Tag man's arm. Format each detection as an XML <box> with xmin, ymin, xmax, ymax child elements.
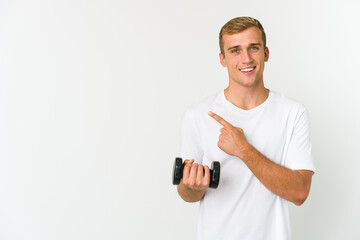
<box><xmin>209</xmin><ymin>111</ymin><xmax>313</xmax><ymax>206</ymax></box>
<box><xmin>240</xmin><ymin>146</ymin><xmax>313</xmax><ymax>205</ymax></box>
<box><xmin>177</xmin><ymin>159</ymin><xmax>210</xmax><ymax>203</ymax></box>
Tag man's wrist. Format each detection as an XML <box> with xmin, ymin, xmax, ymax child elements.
<box><xmin>236</xmin><ymin>143</ymin><xmax>255</xmax><ymax>161</ymax></box>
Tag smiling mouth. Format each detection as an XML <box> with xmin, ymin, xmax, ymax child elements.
<box><xmin>240</xmin><ymin>66</ymin><xmax>256</xmax><ymax>72</ymax></box>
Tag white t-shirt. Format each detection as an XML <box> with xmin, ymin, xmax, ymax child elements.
<box><xmin>180</xmin><ymin>90</ymin><xmax>315</xmax><ymax>240</ymax></box>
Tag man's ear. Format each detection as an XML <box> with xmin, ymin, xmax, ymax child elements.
<box><xmin>219</xmin><ymin>52</ymin><xmax>227</xmax><ymax>67</ymax></box>
<box><xmin>264</xmin><ymin>47</ymin><xmax>269</xmax><ymax>62</ymax></box>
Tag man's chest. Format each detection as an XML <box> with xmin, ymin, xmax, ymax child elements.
<box><xmin>196</xmin><ymin>110</ymin><xmax>292</xmax><ymax>166</ymax></box>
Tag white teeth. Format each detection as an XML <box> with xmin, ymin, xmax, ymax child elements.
<box><xmin>240</xmin><ymin>67</ymin><xmax>254</xmax><ymax>72</ymax></box>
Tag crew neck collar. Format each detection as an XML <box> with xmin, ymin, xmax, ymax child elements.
<box><xmin>220</xmin><ymin>89</ymin><xmax>273</xmax><ymax>114</ymax></box>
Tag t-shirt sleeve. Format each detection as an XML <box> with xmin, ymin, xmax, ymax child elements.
<box><xmin>284</xmin><ymin>107</ymin><xmax>316</xmax><ymax>173</ymax></box>
<box><xmin>180</xmin><ymin>109</ymin><xmax>204</xmax><ymax>164</ymax></box>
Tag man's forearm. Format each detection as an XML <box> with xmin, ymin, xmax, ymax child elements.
<box><xmin>239</xmin><ymin>145</ymin><xmax>313</xmax><ymax>205</ymax></box>
<box><xmin>177</xmin><ymin>181</ymin><xmax>206</xmax><ymax>203</ymax></box>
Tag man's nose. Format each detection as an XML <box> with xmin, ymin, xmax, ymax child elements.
<box><xmin>241</xmin><ymin>51</ymin><xmax>252</xmax><ymax>63</ymax></box>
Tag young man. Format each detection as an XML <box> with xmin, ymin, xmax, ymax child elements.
<box><xmin>177</xmin><ymin>17</ymin><xmax>315</xmax><ymax>240</ymax></box>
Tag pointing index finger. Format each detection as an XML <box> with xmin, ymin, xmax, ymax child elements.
<box><xmin>208</xmin><ymin>111</ymin><xmax>232</xmax><ymax>129</ymax></box>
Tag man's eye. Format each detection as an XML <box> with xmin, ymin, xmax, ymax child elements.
<box><xmin>232</xmin><ymin>49</ymin><xmax>239</xmax><ymax>53</ymax></box>
<box><xmin>250</xmin><ymin>47</ymin><xmax>259</xmax><ymax>51</ymax></box>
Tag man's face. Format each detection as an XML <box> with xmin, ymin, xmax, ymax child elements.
<box><xmin>220</xmin><ymin>27</ymin><xmax>269</xmax><ymax>89</ymax></box>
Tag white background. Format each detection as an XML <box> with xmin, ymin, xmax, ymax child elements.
<box><xmin>1</xmin><ymin>0</ymin><xmax>359</xmax><ymax>239</ymax></box>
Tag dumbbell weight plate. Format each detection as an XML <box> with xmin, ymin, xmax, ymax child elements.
<box><xmin>172</xmin><ymin>157</ymin><xmax>183</xmax><ymax>185</ymax></box>
<box><xmin>209</xmin><ymin>161</ymin><xmax>220</xmax><ymax>189</ymax></box>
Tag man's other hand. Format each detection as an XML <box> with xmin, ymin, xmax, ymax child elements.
<box><xmin>209</xmin><ymin>111</ymin><xmax>251</xmax><ymax>159</ymax></box>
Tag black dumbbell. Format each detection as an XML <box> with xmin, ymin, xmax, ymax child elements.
<box><xmin>172</xmin><ymin>157</ymin><xmax>220</xmax><ymax>189</ymax></box>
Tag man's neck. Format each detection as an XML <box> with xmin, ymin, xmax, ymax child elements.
<box><xmin>224</xmin><ymin>83</ymin><xmax>269</xmax><ymax>111</ymax></box>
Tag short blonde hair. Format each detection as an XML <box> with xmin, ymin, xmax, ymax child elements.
<box><xmin>219</xmin><ymin>17</ymin><xmax>266</xmax><ymax>55</ymax></box>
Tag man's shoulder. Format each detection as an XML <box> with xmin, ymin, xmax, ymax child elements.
<box><xmin>185</xmin><ymin>91</ymin><xmax>221</xmax><ymax>115</ymax></box>
<box><xmin>270</xmin><ymin>91</ymin><xmax>307</xmax><ymax>113</ymax></box>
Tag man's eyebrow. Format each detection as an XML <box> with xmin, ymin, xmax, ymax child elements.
<box><xmin>227</xmin><ymin>43</ymin><xmax>262</xmax><ymax>51</ymax></box>
<box><xmin>227</xmin><ymin>45</ymin><xmax>240</xmax><ymax>51</ymax></box>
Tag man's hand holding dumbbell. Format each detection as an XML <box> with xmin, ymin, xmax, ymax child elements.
<box><xmin>181</xmin><ymin>159</ymin><xmax>211</xmax><ymax>191</ymax></box>
<box><xmin>177</xmin><ymin>159</ymin><xmax>210</xmax><ymax>202</ymax></box>
<box><xmin>173</xmin><ymin>158</ymin><xmax>220</xmax><ymax>202</ymax></box>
